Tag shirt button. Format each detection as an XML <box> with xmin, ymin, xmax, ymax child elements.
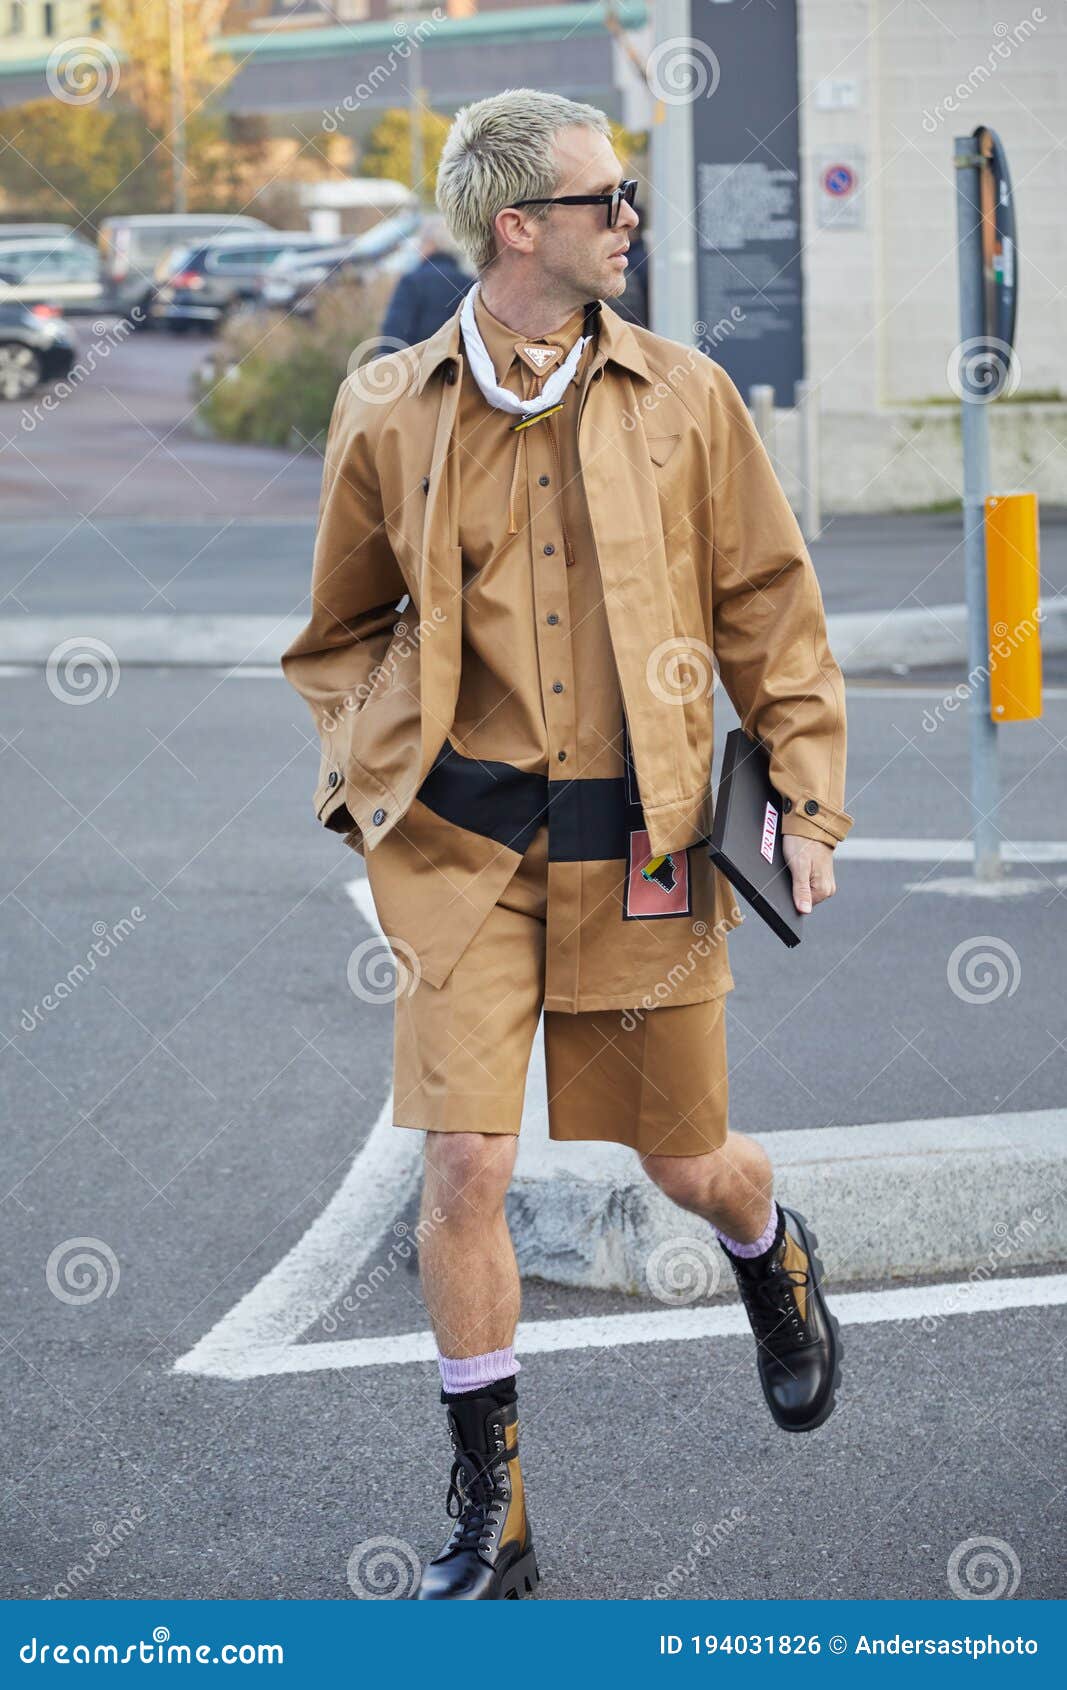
<box><xmin>372</xmin><ymin>807</ymin><xmax>386</xmax><ymax>825</ymax></box>
<box><xmin>546</xmin><ymin>612</ymin><xmax>559</xmax><ymax>625</ymax></box>
<box><xmin>543</xmin><ymin>542</ymin><xmax>555</xmax><ymax>556</ymax></box>
<box><xmin>539</xmin><ymin>474</ymin><xmax>550</xmax><ymax>487</ymax></box>
<box><xmin>552</xmin><ymin>681</ymin><xmax>564</xmax><ymax>694</ymax></box>
<box><xmin>804</xmin><ymin>799</ymin><xmax>820</xmax><ymax>816</ymax></box>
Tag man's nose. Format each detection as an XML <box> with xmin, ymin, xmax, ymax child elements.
<box><xmin>618</xmin><ymin>199</ymin><xmax>640</xmax><ymax>232</ymax></box>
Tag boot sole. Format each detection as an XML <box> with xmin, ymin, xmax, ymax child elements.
<box><xmin>773</xmin><ymin>1207</ymin><xmax>843</xmax><ymax>1434</ymax></box>
<box><xmin>499</xmin><ymin>1545</ymin><xmax>540</xmax><ymax>1599</ymax></box>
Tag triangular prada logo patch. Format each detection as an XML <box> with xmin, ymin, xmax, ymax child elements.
<box><xmin>515</xmin><ymin>341</ymin><xmax>563</xmax><ymax>375</ymax></box>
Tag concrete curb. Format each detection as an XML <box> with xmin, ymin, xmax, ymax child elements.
<box><xmin>1</xmin><ymin>598</ymin><xmax>1065</xmax><ymax>671</ymax></box>
<box><xmin>507</xmin><ymin>1091</ymin><xmax>1067</xmax><ymax>1292</ymax></box>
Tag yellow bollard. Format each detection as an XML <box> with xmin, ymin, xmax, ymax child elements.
<box><xmin>984</xmin><ymin>492</ymin><xmax>1043</xmax><ymax>722</ymax></box>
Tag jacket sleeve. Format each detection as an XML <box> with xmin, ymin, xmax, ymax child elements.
<box><xmin>706</xmin><ymin>363</ymin><xmax>854</xmax><ymax>849</ymax></box>
<box><xmin>280</xmin><ymin>376</ymin><xmax>408</xmax><ymax>843</ymax></box>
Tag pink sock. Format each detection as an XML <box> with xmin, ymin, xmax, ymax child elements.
<box><xmin>715</xmin><ymin>1200</ymin><xmax>780</xmax><ymax>1259</ymax></box>
<box><xmin>437</xmin><ymin>1345</ymin><xmax>520</xmax><ymax>1393</ymax></box>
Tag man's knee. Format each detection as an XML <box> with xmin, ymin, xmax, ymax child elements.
<box><xmin>640</xmin><ymin>1144</ymin><xmax>733</xmax><ymax>1208</ymax></box>
<box><xmin>423</xmin><ymin>1130</ymin><xmax>517</xmax><ymax>1220</ymax></box>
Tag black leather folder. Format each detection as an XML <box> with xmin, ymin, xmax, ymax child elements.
<box><xmin>708</xmin><ymin>728</ymin><xmax>803</xmax><ymax>948</ymax></box>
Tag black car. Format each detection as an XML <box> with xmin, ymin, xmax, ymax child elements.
<box><xmin>149</xmin><ymin>231</ymin><xmax>338</xmax><ymax>332</ymax></box>
<box><xmin>0</xmin><ymin>302</ymin><xmax>75</xmax><ymax>401</ymax></box>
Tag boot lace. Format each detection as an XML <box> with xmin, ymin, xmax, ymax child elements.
<box><xmin>736</xmin><ymin>1261</ymin><xmax>814</xmax><ymax>1353</ymax></box>
<box><xmin>445</xmin><ymin>1439</ymin><xmax>515</xmax><ymax>1554</ymax></box>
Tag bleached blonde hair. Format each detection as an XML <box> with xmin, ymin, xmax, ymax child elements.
<box><xmin>435</xmin><ymin>88</ymin><xmax>613</xmax><ymax>274</ymax></box>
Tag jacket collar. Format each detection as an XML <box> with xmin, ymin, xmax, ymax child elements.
<box><xmin>413</xmin><ymin>287</ymin><xmax>651</xmax><ymax>396</ymax></box>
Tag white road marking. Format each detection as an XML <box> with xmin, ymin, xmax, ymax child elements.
<box><xmin>177</xmin><ymin>1272</ymin><xmax>1067</xmax><ymax>1381</ymax></box>
<box><xmin>838</xmin><ymin>838</ymin><xmax>1067</xmax><ymax>862</ymax></box>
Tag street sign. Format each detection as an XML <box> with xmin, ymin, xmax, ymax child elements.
<box><xmin>974</xmin><ymin>125</ymin><xmax>1018</xmax><ymax>389</ymax></box>
<box><xmin>690</xmin><ymin>0</ymin><xmax>804</xmax><ymax>405</ymax></box>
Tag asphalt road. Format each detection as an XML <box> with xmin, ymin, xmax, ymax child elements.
<box><xmin>2</xmin><ymin>319</ymin><xmax>1065</xmax><ymax>1605</ymax></box>
<box><xmin>2</xmin><ymin>664</ymin><xmax>1066</xmax><ymax>1600</ymax></box>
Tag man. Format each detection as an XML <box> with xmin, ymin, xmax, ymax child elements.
<box><xmin>281</xmin><ymin>89</ymin><xmax>853</xmax><ymax>1602</ymax></box>
<box><xmin>380</xmin><ymin>216</ymin><xmax>472</xmax><ymax>348</ymax></box>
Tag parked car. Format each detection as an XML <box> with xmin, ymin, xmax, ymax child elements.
<box><xmin>257</xmin><ymin>210</ymin><xmax>422</xmax><ymax>317</ymax></box>
<box><xmin>0</xmin><ymin>301</ymin><xmax>75</xmax><ymax>401</ymax></box>
<box><xmin>148</xmin><ymin>231</ymin><xmax>341</xmax><ymax>332</ymax></box>
<box><xmin>0</xmin><ymin>236</ymin><xmax>102</xmax><ymax>315</ymax></box>
<box><xmin>98</xmin><ymin>213</ymin><xmax>268</xmax><ymax>321</ymax></box>
<box><xmin>0</xmin><ymin>222</ymin><xmax>78</xmax><ymax>241</ymax></box>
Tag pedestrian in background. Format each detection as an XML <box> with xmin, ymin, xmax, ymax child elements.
<box><xmin>380</xmin><ymin>216</ymin><xmax>472</xmax><ymax>346</ymax></box>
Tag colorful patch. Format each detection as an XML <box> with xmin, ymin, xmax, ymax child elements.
<box><xmin>624</xmin><ymin>828</ymin><xmax>691</xmax><ymax>919</ymax></box>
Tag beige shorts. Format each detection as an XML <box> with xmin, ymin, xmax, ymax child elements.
<box><xmin>392</xmin><ymin>826</ymin><xmax>730</xmax><ymax>1159</ymax></box>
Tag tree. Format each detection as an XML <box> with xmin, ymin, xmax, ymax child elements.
<box><xmin>360</xmin><ymin>107</ymin><xmax>451</xmax><ymax>201</ymax></box>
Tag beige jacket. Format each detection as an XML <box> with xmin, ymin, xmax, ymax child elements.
<box><xmin>281</xmin><ymin>299</ymin><xmax>853</xmax><ymax>948</ymax></box>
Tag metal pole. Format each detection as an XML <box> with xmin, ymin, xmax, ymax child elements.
<box><xmin>954</xmin><ymin>134</ymin><xmax>1001</xmax><ymax>881</ymax></box>
<box><xmin>169</xmin><ymin>0</ymin><xmax>187</xmax><ymax>215</ymax></box>
<box><xmin>795</xmin><ymin>378</ymin><xmax>820</xmax><ymax>541</ymax></box>
<box><xmin>749</xmin><ymin>383</ymin><xmax>775</xmax><ymax>475</ymax></box>
<box><xmin>648</xmin><ymin>0</ymin><xmax>696</xmax><ymax>341</ymax></box>
<box><xmin>408</xmin><ymin>18</ymin><xmax>424</xmax><ymax>206</ymax></box>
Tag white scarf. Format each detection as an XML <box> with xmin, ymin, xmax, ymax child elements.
<box><xmin>459</xmin><ymin>282</ymin><xmax>592</xmax><ymax>421</ymax></box>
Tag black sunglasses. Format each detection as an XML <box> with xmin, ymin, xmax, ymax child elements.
<box><xmin>512</xmin><ymin>178</ymin><xmax>639</xmax><ymax>229</ymax></box>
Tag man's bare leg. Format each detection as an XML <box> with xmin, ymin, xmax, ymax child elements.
<box><xmin>418</xmin><ymin>1130</ymin><xmax>521</xmax><ymax>1361</ymax></box>
<box><xmin>640</xmin><ymin>1129</ymin><xmax>772</xmax><ymax>1241</ymax></box>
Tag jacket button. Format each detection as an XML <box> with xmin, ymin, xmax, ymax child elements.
<box><xmin>782</xmin><ymin>796</ymin><xmax>792</xmax><ymax>813</ymax></box>
<box><xmin>593</xmin><ymin>369</ymin><xmax>603</xmax><ymax>381</ymax></box>
<box><xmin>421</xmin><ymin>475</ymin><xmax>430</xmax><ymax>493</ymax></box>
<box><xmin>558</xmin><ymin>749</ymin><xmax>567</xmax><ymax>762</ymax></box>
<box><xmin>539</xmin><ymin>474</ymin><xmax>550</xmax><ymax>487</ymax></box>
<box><xmin>327</xmin><ymin>770</ymin><xmax>339</xmax><ymax>787</ymax></box>
<box><xmin>372</xmin><ymin>807</ymin><xmax>386</xmax><ymax>825</ymax></box>
<box><xmin>444</xmin><ymin>364</ymin><xmax>457</xmax><ymax>385</ymax></box>
<box><xmin>546</xmin><ymin>612</ymin><xmax>559</xmax><ymax>625</ymax></box>
<box><xmin>804</xmin><ymin>799</ymin><xmax>820</xmax><ymax>816</ymax></box>
<box><xmin>543</xmin><ymin>543</ymin><xmax>555</xmax><ymax>555</ymax></box>
<box><xmin>552</xmin><ymin>681</ymin><xmax>564</xmax><ymax>693</ymax></box>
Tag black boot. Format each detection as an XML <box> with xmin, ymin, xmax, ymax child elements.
<box><xmin>721</xmin><ymin>1205</ymin><xmax>842</xmax><ymax>1433</ymax></box>
<box><xmin>415</xmin><ymin>1388</ymin><xmax>539</xmax><ymax>1600</ymax></box>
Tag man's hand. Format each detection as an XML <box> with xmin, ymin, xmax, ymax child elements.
<box><xmin>782</xmin><ymin>834</ymin><xmax>837</xmax><ymax>915</ymax></box>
